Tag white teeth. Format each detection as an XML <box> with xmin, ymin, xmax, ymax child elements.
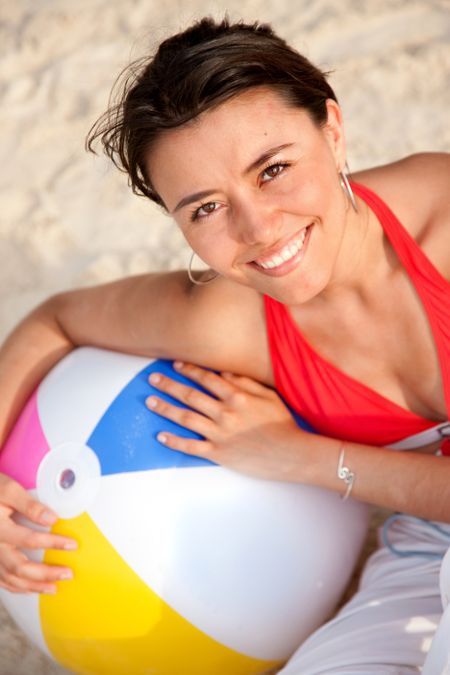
<box><xmin>255</xmin><ymin>227</ymin><xmax>309</xmax><ymax>270</ymax></box>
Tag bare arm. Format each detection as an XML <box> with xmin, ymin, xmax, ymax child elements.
<box><xmin>0</xmin><ymin>270</ymin><xmax>269</xmax><ymax>594</ymax></box>
<box><xmin>0</xmin><ymin>304</ymin><xmax>74</xmax><ymax>450</ymax></box>
<box><xmin>0</xmin><ymin>271</ymin><xmax>267</xmax><ymax>449</ymax></box>
<box><xmin>302</xmin><ymin>434</ymin><xmax>450</xmax><ymax>523</ymax></box>
<box><xmin>145</xmin><ymin>364</ymin><xmax>450</xmax><ymax>524</ymax></box>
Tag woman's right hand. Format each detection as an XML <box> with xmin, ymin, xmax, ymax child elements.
<box><xmin>0</xmin><ymin>473</ymin><xmax>77</xmax><ymax>595</ymax></box>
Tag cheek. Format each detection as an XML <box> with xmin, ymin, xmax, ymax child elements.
<box><xmin>277</xmin><ymin>157</ymin><xmax>340</xmax><ymax>215</ymax></box>
<box><xmin>278</xmin><ymin>177</ymin><xmax>336</xmax><ymax>220</ymax></box>
<box><xmin>182</xmin><ymin>225</ymin><xmax>235</xmax><ymax>271</ymax></box>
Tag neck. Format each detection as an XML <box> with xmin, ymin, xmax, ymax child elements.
<box><xmin>312</xmin><ymin>198</ymin><xmax>394</xmax><ymax>309</ymax></box>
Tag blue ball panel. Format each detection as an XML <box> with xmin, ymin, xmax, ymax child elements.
<box><xmin>87</xmin><ymin>360</ymin><xmax>215</xmax><ymax>475</ymax></box>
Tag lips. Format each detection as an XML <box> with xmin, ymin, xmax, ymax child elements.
<box><xmin>250</xmin><ymin>225</ymin><xmax>312</xmax><ymax>275</ymax></box>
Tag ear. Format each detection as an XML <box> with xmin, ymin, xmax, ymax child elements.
<box><xmin>322</xmin><ymin>99</ymin><xmax>346</xmax><ymax>171</ymax></box>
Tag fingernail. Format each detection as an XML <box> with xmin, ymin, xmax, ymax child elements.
<box><xmin>157</xmin><ymin>433</ymin><xmax>168</xmax><ymax>444</ymax></box>
<box><xmin>59</xmin><ymin>570</ymin><xmax>73</xmax><ymax>580</ymax></box>
<box><xmin>41</xmin><ymin>510</ymin><xmax>58</xmax><ymax>525</ymax></box>
<box><xmin>146</xmin><ymin>396</ymin><xmax>157</xmax><ymax>408</ymax></box>
<box><xmin>173</xmin><ymin>361</ymin><xmax>184</xmax><ymax>369</ymax></box>
<box><xmin>43</xmin><ymin>586</ymin><xmax>57</xmax><ymax>595</ymax></box>
<box><xmin>150</xmin><ymin>373</ymin><xmax>161</xmax><ymax>384</ymax></box>
<box><xmin>63</xmin><ymin>541</ymin><xmax>78</xmax><ymax>551</ymax></box>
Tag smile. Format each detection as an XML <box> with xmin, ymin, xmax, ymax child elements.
<box><xmin>252</xmin><ymin>225</ymin><xmax>312</xmax><ymax>273</ymax></box>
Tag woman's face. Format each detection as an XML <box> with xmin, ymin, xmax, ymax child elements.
<box><xmin>147</xmin><ymin>87</ymin><xmax>351</xmax><ymax>305</ymax></box>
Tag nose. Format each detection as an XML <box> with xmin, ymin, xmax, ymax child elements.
<box><xmin>231</xmin><ymin>196</ymin><xmax>280</xmax><ymax>246</ymax></box>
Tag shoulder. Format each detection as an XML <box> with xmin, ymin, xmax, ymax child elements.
<box><xmin>353</xmin><ymin>153</ymin><xmax>450</xmax><ymax>229</ymax></box>
<box><xmin>182</xmin><ymin>275</ymin><xmax>273</xmax><ymax>382</ymax></box>
<box><xmin>353</xmin><ymin>153</ymin><xmax>450</xmax><ymax>279</ymax></box>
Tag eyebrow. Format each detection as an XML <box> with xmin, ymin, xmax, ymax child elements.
<box><xmin>243</xmin><ymin>142</ymin><xmax>294</xmax><ymax>175</ymax></box>
<box><xmin>172</xmin><ymin>142</ymin><xmax>295</xmax><ymax>213</ymax></box>
<box><xmin>174</xmin><ymin>189</ymin><xmax>218</xmax><ymax>213</ymax></box>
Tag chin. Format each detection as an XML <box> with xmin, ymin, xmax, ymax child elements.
<box><xmin>272</xmin><ymin>270</ymin><xmax>331</xmax><ymax>306</ymax></box>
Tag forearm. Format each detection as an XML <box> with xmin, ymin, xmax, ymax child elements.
<box><xmin>301</xmin><ymin>433</ymin><xmax>450</xmax><ymax>522</ymax></box>
<box><xmin>0</xmin><ymin>297</ymin><xmax>74</xmax><ymax>449</ymax></box>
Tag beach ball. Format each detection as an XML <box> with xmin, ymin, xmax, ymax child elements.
<box><xmin>0</xmin><ymin>347</ymin><xmax>369</xmax><ymax>675</ymax></box>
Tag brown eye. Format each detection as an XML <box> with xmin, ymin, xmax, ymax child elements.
<box><xmin>261</xmin><ymin>162</ymin><xmax>289</xmax><ymax>183</ymax></box>
<box><xmin>201</xmin><ymin>202</ymin><xmax>216</xmax><ymax>214</ymax></box>
<box><xmin>191</xmin><ymin>201</ymin><xmax>219</xmax><ymax>221</ymax></box>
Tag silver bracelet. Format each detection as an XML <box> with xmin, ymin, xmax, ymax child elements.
<box><xmin>337</xmin><ymin>445</ymin><xmax>355</xmax><ymax>501</ymax></box>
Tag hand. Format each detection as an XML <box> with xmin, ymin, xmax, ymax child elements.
<box><xmin>0</xmin><ymin>473</ymin><xmax>77</xmax><ymax>594</ymax></box>
<box><xmin>146</xmin><ymin>362</ymin><xmax>305</xmax><ymax>481</ymax></box>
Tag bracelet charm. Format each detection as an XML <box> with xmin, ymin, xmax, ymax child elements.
<box><xmin>337</xmin><ymin>446</ymin><xmax>355</xmax><ymax>501</ymax></box>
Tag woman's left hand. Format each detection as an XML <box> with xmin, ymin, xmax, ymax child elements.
<box><xmin>146</xmin><ymin>362</ymin><xmax>304</xmax><ymax>481</ymax></box>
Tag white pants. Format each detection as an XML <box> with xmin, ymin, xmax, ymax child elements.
<box><xmin>279</xmin><ymin>515</ymin><xmax>450</xmax><ymax>675</ymax></box>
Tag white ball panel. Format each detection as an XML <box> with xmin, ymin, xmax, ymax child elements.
<box><xmin>88</xmin><ymin>468</ymin><xmax>368</xmax><ymax>660</ymax></box>
<box><xmin>37</xmin><ymin>347</ymin><xmax>151</xmax><ymax>448</ymax></box>
<box><xmin>0</xmin><ymin>591</ymin><xmax>51</xmax><ymax>658</ymax></box>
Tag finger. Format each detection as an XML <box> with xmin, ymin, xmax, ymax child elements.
<box><xmin>0</xmin><ymin>571</ymin><xmax>58</xmax><ymax>595</ymax></box>
<box><xmin>149</xmin><ymin>373</ymin><xmax>224</xmax><ymax>418</ymax></box>
<box><xmin>173</xmin><ymin>361</ymin><xmax>237</xmax><ymax>400</ymax></box>
<box><xmin>0</xmin><ymin>512</ymin><xmax>78</xmax><ymax>552</ymax></box>
<box><xmin>146</xmin><ymin>395</ymin><xmax>214</xmax><ymax>438</ymax></box>
<box><xmin>0</xmin><ymin>548</ymin><xmax>72</xmax><ymax>594</ymax></box>
<box><xmin>157</xmin><ymin>432</ymin><xmax>215</xmax><ymax>459</ymax></box>
<box><xmin>0</xmin><ymin>580</ymin><xmax>28</xmax><ymax>594</ymax></box>
<box><xmin>5</xmin><ymin>521</ymin><xmax>78</xmax><ymax>552</ymax></box>
<box><xmin>148</xmin><ymin>371</ymin><xmax>221</xmax><ymax>417</ymax></box>
<box><xmin>0</xmin><ymin>553</ymin><xmax>73</xmax><ymax>584</ymax></box>
<box><xmin>221</xmin><ymin>371</ymin><xmax>273</xmax><ymax>396</ymax></box>
<box><xmin>0</xmin><ymin>474</ymin><xmax>58</xmax><ymax>527</ymax></box>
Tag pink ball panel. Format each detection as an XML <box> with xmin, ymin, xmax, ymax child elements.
<box><xmin>0</xmin><ymin>390</ymin><xmax>50</xmax><ymax>490</ymax></box>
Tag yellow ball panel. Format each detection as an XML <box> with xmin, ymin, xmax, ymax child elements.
<box><xmin>41</xmin><ymin>514</ymin><xmax>282</xmax><ymax>675</ymax></box>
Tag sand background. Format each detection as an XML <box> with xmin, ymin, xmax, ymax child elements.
<box><xmin>0</xmin><ymin>0</ymin><xmax>449</xmax><ymax>673</ymax></box>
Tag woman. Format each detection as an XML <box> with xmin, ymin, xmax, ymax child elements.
<box><xmin>0</xmin><ymin>17</ymin><xmax>449</xmax><ymax>673</ymax></box>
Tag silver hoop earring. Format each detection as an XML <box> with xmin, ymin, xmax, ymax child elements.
<box><xmin>339</xmin><ymin>169</ymin><xmax>358</xmax><ymax>213</ymax></box>
<box><xmin>187</xmin><ymin>251</ymin><xmax>219</xmax><ymax>286</ymax></box>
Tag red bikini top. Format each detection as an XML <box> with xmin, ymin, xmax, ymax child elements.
<box><xmin>264</xmin><ymin>182</ymin><xmax>450</xmax><ymax>455</ymax></box>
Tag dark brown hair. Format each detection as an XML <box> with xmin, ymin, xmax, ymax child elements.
<box><xmin>86</xmin><ymin>17</ymin><xmax>337</xmax><ymax>207</ymax></box>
